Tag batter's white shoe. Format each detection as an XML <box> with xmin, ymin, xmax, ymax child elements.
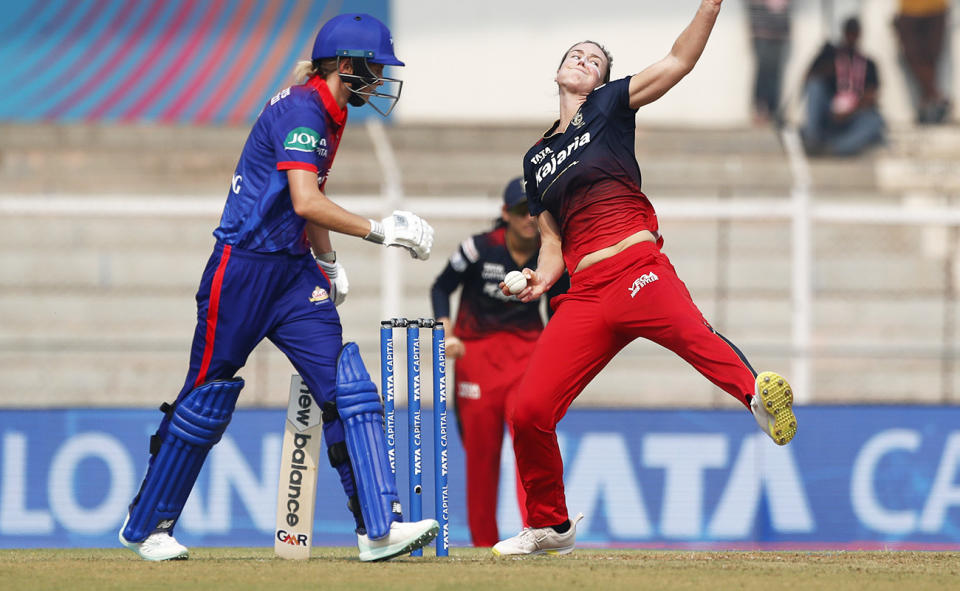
<box><xmin>492</xmin><ymin>513</ymin><xmax>584</xmax><ymax>557</ymax></box>
<box><xmin>357</xmin><ymin>519</ymin><xmax>439</xmax><ymax>562</ymax></box>
<box><xmin>751</xmin><ymin>371</ymin><xmax>797</xmax><ymax>445</ymax></box>
<box><xmin>118</xmin><ymin>514</ymin><xmax>188</xmax><ymax>561</ymax></box>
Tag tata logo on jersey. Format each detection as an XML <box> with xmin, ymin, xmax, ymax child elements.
<box><xmin>284</xmin><ymin>127</ymin><xmax>326</xmax><ymax>153</ymax></box>
<box><xmin>530</xmin><ymin>146</ymin><xmax>554</xmax><ymax>166</ymax></box>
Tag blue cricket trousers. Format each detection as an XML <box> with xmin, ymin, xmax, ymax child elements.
<box><xmin>165</xmin><ymin>241</ymin><xmax>361</xmax><ymax>507</ymax></box>
<box><xmin>176</xmin><ymin>242</ymin><xmax>343</xmax><ymax>402</ymax></box>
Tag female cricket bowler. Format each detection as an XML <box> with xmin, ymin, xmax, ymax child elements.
<box><xmin>119</xmin><ymin>13</ymin><xmax>439</xmax><ymax>562</ymax></box>
<box><xmin>493</xmin><ymin>0</ymin><xmax>798</xmax><ymax>556</ymax></box>
<box><xmin>430</xmin><ymin>178</ymin><xmax>568</xmax><ymax>547</ymax></box>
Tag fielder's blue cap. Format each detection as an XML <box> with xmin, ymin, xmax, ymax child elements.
<box><xmin>503</xmin><ymin>177</ymin><xmax>526</xmax><ymax>209</ymax></box>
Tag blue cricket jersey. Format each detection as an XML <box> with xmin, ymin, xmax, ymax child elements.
<box><xmin>214</xmin><ymin>76</ymin><xmax>346</xmax><ymax>254</ymax></box>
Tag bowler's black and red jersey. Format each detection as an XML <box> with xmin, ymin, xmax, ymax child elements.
<box><xmin>522</xmin><ymin>76</ymin><xmax>663</xmax><ymax>273</ymax></box>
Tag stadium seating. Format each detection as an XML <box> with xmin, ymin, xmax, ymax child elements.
<box><xmin>1</xmin><ymin>122</ymin><xmax>956</xmax><ymax>407</ymax></box>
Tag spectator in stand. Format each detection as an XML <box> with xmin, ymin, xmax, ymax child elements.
<box><xmin>894</xmin><ymin>0</ymin><xmax>950</xmax><ymax>124</ymax></box>
<box><xmin>801</xmin><ymin>17</ymin><xmax>884</xmax><ymax>156</ymax></box>
<box><xmin>747</xmin><ymin>0</ymin><xmax>792</xmax><ymax>126</ymax></box>
<box><xmin>430</xmin><ymin>178</ymin><xmax>568</xmax><ymax>547</ymax></box>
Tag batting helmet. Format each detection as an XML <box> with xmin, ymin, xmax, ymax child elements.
<box><xmin>312</xmin><ymin>13</ymin><xmax>404</xmax><ymax>66</ymax></box>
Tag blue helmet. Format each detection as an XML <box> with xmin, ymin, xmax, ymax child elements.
<box><xmin>312</xmin><ymin>13</ymin><xmax>404</xmax><ymax>66</ymax></box>
<box><xmin>311</xmin><ymin>13</ymin><xmax>404</xmax><ymax>116</ymax></box>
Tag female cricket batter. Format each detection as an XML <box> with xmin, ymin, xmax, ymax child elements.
<box><xmin>118</xmin><ymin>13</ymin><xmax>439</xmax><ymax>562</ymax></box>
<box><xmin>493</xmin><ymin>0</ymin><xmax>798</xmax><ymax>556</ymax></box>
<box><xmin>430</xmin><ymin>178</ymin><xmax>568</xmax><ymax>546</ymax></box>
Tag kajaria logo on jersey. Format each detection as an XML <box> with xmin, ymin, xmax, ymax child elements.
<box><xmin>533</xmin><ymin>132</ymin><xmax>591</xmax><ymax>184</ymax></box>
<box><xmin>284</xmin><ymin>127</ymin><xmax>324</xmax><ymax>153</ymax></box>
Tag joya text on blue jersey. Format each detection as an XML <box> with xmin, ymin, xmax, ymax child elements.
<box><xmin>215</xmin><ymin>79</ymin><xmax>342</xmax><ymax>253</ymax></box>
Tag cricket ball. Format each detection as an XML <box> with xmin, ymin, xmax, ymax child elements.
<box><xmin>504</xmin><ymin>270</ymin><xmax>527</xmax><ymax>295</ymax></box>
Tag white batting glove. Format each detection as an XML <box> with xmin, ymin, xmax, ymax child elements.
<box><xmin>364</xmin><ymin>210</ymin><xmax>435</xmax><ymax>260</ymax></box>
<box><xmin>316</xmin><ymin>259</ymin><xmax>349</xmax><ymax>306</ymax></box>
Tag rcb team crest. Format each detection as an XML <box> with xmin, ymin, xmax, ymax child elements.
<box><xmin>571</xmin><ymin>110</ymin><xmax>584</xmax><ymax>128</ymax></box>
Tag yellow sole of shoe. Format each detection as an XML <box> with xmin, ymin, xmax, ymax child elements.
<box><xmin>756</xmin><ymin>371</ymin><xmax>797</xmax><ymax>445</ymax></box>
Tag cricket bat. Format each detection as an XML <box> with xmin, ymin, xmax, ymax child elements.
<box><xmin>274</xmin><ymin>374</ymin><xmax>323</xmax><ymax>560</ymax></box>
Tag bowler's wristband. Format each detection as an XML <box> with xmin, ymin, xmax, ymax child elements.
<box><xmin>364</xmin><ymin>219</ymin><xmax>385</xmax><ymax>244</ymax></box>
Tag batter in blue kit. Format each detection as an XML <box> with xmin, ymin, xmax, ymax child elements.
<box><xmin>119</xmin><ymin>13</ymin><xmax>439</xmax><ymax>563</ymax></box>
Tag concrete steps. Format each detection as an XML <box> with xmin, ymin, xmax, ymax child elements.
<box><xmin>0</xmin><ymin>122</ymin><xmax>903</xmax><ymax>197</ymax></box>
<box><xmin>1</xmin><ymin>207</ymin><xmax>951</xmax><ymax>407</ymax></box>
<box><xmin>2</xmin><ymin>122</ymin><xmax>959</xmax><ymax>407</ymax></box>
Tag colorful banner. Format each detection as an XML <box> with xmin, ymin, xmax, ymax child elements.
<box><xmin>0</xmin><ymin>0</ymin><xmax>392</xmax><ymax>123</ymax></box>
<box><xmin>1</xmin><ymin>406</ymin><xmax>959</xmax><ymax>549</ymax></box>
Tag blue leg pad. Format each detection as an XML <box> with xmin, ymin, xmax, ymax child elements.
<box><xmin>336</xmin><ymin>342</ymin><xmax>401</xmax><ymax>540</ymax></box>
<box><xmin>122</xmin><ymin>378</ymin><xmax>243</xmax><ymax>543</ymax></box>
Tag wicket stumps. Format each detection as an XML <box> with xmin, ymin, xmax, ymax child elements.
<box><xmin>379</xmin><ymin>318</ymin><xmax>449</xmax><ymax>557</ymax></box>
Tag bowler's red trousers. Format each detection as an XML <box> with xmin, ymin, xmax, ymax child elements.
<box><xmin>507</xmin><ymin>241</ymin><xmax>756</xmax><ymax>528</ymax></box>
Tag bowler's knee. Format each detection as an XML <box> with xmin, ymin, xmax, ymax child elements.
<box><xmin>507</xmin><ymin>394</ymin><xmax>554</xmax><ymax>435</ymax></box>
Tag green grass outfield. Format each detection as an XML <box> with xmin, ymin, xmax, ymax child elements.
<box><xmin>1</xmin><ymin>547</ymin><xmax>958</xmax><ymax>590</ymax></box>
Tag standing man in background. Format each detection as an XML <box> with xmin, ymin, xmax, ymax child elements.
<box><xmin>747</xmin><ymin>0</ymin><xmax>792</xmax><ymax>126</ymax></box>
<box><xmin>894</xmin><ymin>0</ymin><xmax>950</xmax><ymax>123</ymax></box>
<box><xmin>118</xmin><ymin>13</ymin><xmax>438</xmax><ymax>562</ymax></box>
<box><xmin>430</xmin><ymin>178</ymin><xmax>568</xmax><ymax>546</ymax></box>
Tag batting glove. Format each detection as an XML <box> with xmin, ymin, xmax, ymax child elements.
<box><xmin>316</xmin><ymin>258</ymin><xmax>349</xmax><ymax>306</ymax></box>
<box><xmin>364</xmin><ymin>210</ymin><xmax>435</xmax><ymax>260</ymax></box>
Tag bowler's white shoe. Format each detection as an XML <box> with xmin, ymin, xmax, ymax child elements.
<box><xmin>119</xmin><ymin>515</ymin><xmax>188</xmax><ymax>561</ymax></box>
<box><xmin>751</xmin><ymin>371</ymin><xmax>797</xmax><ymax>445</ymax></box>
<box><xmin>492</xmin><ymin>513</ymin><xmax>584</xmax><ymax>557</ymax></box>
<box><xmin>357</xmin><ymin>519</ymin><xmax>439</xmax><ymax>562</ymax></box>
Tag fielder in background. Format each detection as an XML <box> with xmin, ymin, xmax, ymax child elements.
<box><xmin>493</xmin><ymin>0</ymin><xmax>798</xmax><ymax>557</ymax></box>
<box><xmin>119</xmin><ymin>13</ymin><xmax>438</xmax><ymax>562</ymax></box>
<box><xmin>430</xmin><ymin>178</ymin><xmax>568</xmax><ymax>547</ymax></box>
